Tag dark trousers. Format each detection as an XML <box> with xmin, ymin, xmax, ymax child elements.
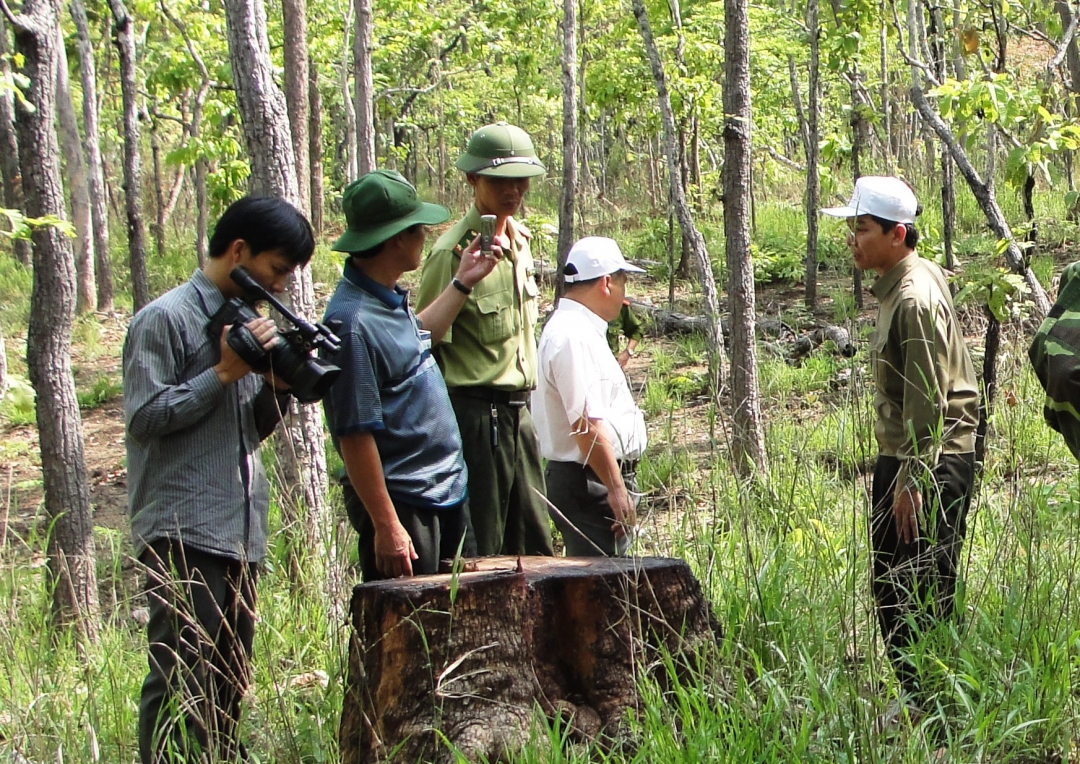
<box><xmin>545</xmin><ymin>460</ymin><xmax>637</xmax><ymax>557</ymax></box>
<box><xmin>449</xmin><ymin>392</ymin><xmax>554</xmax><ymax>556</ymax></box>
<box><xmin>343</xmin><ymin>482</ymin><xmax>477</xmax><ymax>582</ymax></box>
<box><xmin>138</xmin><ymin>539</ymin><xmax>257</xmax><ymax>764</ymax></box>
<box><xmin>871</xmin><ymin>452</ymin><xmax>975</xmax><ymax>696</ymax></box>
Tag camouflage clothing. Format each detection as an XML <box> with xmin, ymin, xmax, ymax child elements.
<box><xmin>1030</xmin><ymin>260</ymin><xmax>1080</xmax><ymax>459</ymax></box>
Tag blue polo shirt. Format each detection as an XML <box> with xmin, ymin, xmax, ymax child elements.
<box><xmin>321</xmin><ymin>260</ymin><xmax>467</xmax><ymax>511</ymax></box>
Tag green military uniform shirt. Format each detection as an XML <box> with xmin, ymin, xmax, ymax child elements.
<box><xmin>869</xmin><ymin>252</ymin><xmax>979</xmax><ymax>487</ymax></box>
<box><xmin>416</xmin><ymin>205</ymin><xmax>540</xmax><ymax>390</ymax></box>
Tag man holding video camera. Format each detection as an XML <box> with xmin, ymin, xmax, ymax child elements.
<box><xmin>123</xmin><ymin>196</ymin><xmax>315</xmax><ymax>763</ymax></box>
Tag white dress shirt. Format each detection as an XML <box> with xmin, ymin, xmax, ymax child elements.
<box><xmin>533</xmin><ymin>299</ymin><xmax>647</xmax><ymax>463</ymax></box>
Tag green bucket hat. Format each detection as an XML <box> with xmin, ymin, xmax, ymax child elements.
<box><xmin>455</xmin><ymin>121</ymin><xmax>547</xmax><ymax>178</ymax></box>
<box><xmin>331</xmin><ymin>169</ymin><xmax>449</xmax><ymax>253</ymax></box>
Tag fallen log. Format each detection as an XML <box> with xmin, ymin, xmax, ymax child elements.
<box><xmin>340</xmin><ymin>556</ymin><xmax>717</xmax><ymax>764</ymax></box>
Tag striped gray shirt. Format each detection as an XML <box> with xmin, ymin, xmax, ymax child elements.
<box><xmin>123</xmin><ymin>269</ymin><xmax>285</xmax><ymax>562</ymax></box>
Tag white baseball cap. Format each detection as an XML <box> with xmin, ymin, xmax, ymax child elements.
<box><xmin>820</xmin><ymin>176</ymin><xmax>919</xmax><ymax>224</ymax></box>
<box><xmin>564</xmin><ymin>236</ymin><xmax>645</xmax><ymax>283</ymax></box>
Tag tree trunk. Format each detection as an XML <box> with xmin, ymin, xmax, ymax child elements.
<box><xmin>804</xmin><ymin>1</ymin><xmax>821</xmax><ymax>311</ymax></box>
<box><xmin>11</xmin><ymin>0</ymin><xmax>99</xmax><ymax>642</ymax></box>
<box><xmin>722</xmin><ymin>0</ymin><xmax>767</xmax><ymax>475</ymax></box>
<box><xmin>308</xmin><ymin>59</ymin><xmax>324</xmax><ymax>234</ymax></box>
<box><xmin>108</xmin><ymin>0</ymin><xmax>150</xmax><ymax>312</ymax></box>
<box><xmin>974</xmin><ymin>306</ymin><xmax>999</xmax><ymax>471</ymax></box>
<box><xmin>0</xmin><ymin>14</ymin><xmax>31</xmax><ymax>267</ymax></box>
<box><xmin>850</xmin><ymin>72</ymin><xmax>866</xmax><ymax>308</ymax></box>
<box><xmin>353</xmin><ymin>0</ymin><xmax>376</xmax><ymax>176</ymax></box>
<box><xmin>194</xmin><ymin>160</ymin><xmax>208</xmax><ymax>266</ymax></box>
<box><xmin>149</xmin><ymin>113</ymin><xmax>167</xmax><ymax>258</ymax></box>
<box><xmin>54</xmin><ymin>29</ymin><xmax>95</xmax><ymax>314</ymax></box>
<box><xmin>340</xmin><ymin>556</ymin><xmax>717</xmax><ymax>764</ymax></box>
<box><xmin>909</xmin><ymin>87</ymin><xmax>1051</xmax><ymax>317</ymax></box>
<box><xmin>630</xmin><ymin>0</ymin><xmax>727</xmax><ymax>395</ymax></box>
<box><xmin>339</xmin><ymin>3</ymin><xmax>359</xmax><ymax>182</ymax></box>
<box><xmin>556</xmin><ymin>0</ymin><xmax>578</xmax><ymax>295</ymax></box>
<box><xmin>0</xmin><ymin>324</ymin><xmax>6</xmax><ymax>393</ymax></box>
<box><xmin>282</xmin><ymin>0</ymin><xmax>310</xmax><ymax>215</ymax></box>
<box><xmin>223</xmin><ymin>0</ymin><xmax>333</xmax><ymax>562</ymax></box>
<box><xmin>70</xmin><ymin>0</ymin><xmax>113</xmax><ymax>311</ymax></box>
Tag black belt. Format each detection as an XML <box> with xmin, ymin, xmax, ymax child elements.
<box><xmin>450</xmin><ymin>386</ymin><xmax>531</xmax><ymax>406</ymax></box>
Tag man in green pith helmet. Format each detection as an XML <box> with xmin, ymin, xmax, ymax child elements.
<box><xmin>416</xmin><ymin>121</ymin><xmax>555</xmax><ymax>557</ymax></box>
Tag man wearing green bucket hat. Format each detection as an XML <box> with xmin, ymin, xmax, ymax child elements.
<box><xmin>321</xmin><ymin>169</ymin><xmax>501</xmax><ymax>580</ymax></box>
<box><xmin>416</xmin><ymin>122</ymin><xmax>555</xmax><ymax>558</ymax></box>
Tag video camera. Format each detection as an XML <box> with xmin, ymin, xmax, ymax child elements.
<box><xmin>207</xmin><ymin>266</ymin><xmax>342</xmax><ymax>403</ymax></box>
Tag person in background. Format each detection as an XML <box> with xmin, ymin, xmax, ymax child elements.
<box><xmin>607</xmin><ymin>299</ymin><xmax>644</xmax><ymax>370</ymax></box>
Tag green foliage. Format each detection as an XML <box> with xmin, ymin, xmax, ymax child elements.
<box><xmin>0</xmin><ymin>377</ymin><xmax>35</xmax><ymax>426</ymax></box>
<box><xmin>953</xmin><ymin>267</ymin><xmax>1028</xmax><ymax>322</ymax></box>
<box><xmin>76</xmin><ymin>375</ymin><xmax>122</xmax><ymax>410</ymax></box>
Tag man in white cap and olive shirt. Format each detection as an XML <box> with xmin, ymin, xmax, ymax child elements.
<box><xmin>533</xmin><ymin>237</ymin><xmax>647</xmax><ymax>556</ymax></box>
<box><xmin>822</xmin><ymin>177</ymin><xmax>979</xmax><ymax>709</ymax></box>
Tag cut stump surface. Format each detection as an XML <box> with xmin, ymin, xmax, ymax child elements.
<box><xmin>339</xmin><ymin>556</ymin><xmax>717</xmax><ymax>763</ymax></box>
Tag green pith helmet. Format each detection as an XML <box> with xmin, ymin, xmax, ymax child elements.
<box><xmin>455</xmin><ymin>121</ymin><xmax>547</xmax><ymax>178</ymax></box>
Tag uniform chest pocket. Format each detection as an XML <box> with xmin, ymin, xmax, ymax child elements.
<box><xmin>475</xmin><ymin>290</ymin><xmax>516</xmax><ymax>344</ymax></box>
<box><xmin>869</xmin><ymin>331</ymin><xmax>891</xmax><ymax>389</ymax></box>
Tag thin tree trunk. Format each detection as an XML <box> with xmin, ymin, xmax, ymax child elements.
<box><xmin>721</xmin><ymin>0</ymin><xmax>766</xmax><ymax>474</ymax></box>
<box><xmin>630</xmin><ymin>0</ymin><xmax>728</xmax><ymax>394</ymax></box>
<box><xmin>108</xmin><ymin>0</ymin><xmax>150</xmax><ymax>311</ymax></box>
<box><xmin>149</xmin><ymin>112</ymin><xmax>166</xmax><ymax>258</ymax></box>
<box><xmin>0</xmin><ymin>13</ymin><xmax>30</xmax><ymax>266</ymax></box>
<box><xmin>309</xmin><ymin>59</ymin><xmax>324</xmax><ymax>233</ymax></box>
<box><xmin>974</xmin><ymin>306</ymin><xmax>999</xmax><ymax>470</ymax></box>
<box><xmin>851</xmin><ymin>73</ymin><xmax>865</xmax><ymax>308</ymax></box>
<box><xmin>10</xmin><ymin>0</ymin><xmax>99</xmax><ymax>641</ymax></box>
<box><xmin>55</xmin><ymin>29</ymin><xmax>95</xmax><ymax>313</ymax></box>
<box><xmin>556</xmin><ymin>0</ymin><xmax>577</xmax><ymax>294</ymax></box>
<box><xmin>194</xmin><ymin>161</ymin><xmax>208</xmax><ymax>265</ymax></box>
<box><xmin>282</xmin><ymin>0</ymin><xmax>310</xmax><ymax>214</ymax></box>
<box><xmin>805</xmin><ymin>0</ymin><xmax>821</xmax><ymax>311</ymax></box>
<box><xmin>353</xmin><ymin>0</ymin><xmax>375</xmax><ymax>176</ymax></box>
<box><xmin>339</xmin><ymin>4</ymin><xmax>358</xmax><ymax>182</ymax></box>
<box><xmin>223</xmin><ymin>0</ymin><xmax>333</xmax><ymax>568</ymax></box>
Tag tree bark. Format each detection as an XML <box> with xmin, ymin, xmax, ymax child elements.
<box><xmin>70</xmin><ymin>0</ymin><xmax>113</xmax><ymax>310</ymax></box>
<box><xmin>54</xmin><ymin>29</ymin><xmax>95</xmax><ymax>314</ymax></box>
<box><xmin>722</xmin><ymin>0</ymin><xmax>767</xmax><ymax>475</ymax></box>
<box><xmin>149</xmin><ymin>112</ymin><xmax>166</xmax><ymax>259</ymax></box>
<box><xmin>223</xmin><ymin>0</ymin><xmax>332</xmax><ymax>558</ymax></box>
<box><xmin>804</xmin><ymin>5</ymin><xmax>821</xmax><ymax>310</ymax></box>
<box><xmin>630</xmin><ymin>0</ymin><xmax>727</xmax><ymax>395</ymax></box>
<box><xmin>10</xmin><ymin>0</ymin><xmax>99</xmax><ymax>642</ymax></box>
<box><xmin>308</xmin><ymin>59</ymin><xmax>324</xmax><ymax>234</ymax></box>
<box><xmin>353</xmin><ymin>0</ymin><xmax>376</xmax><ymax>176</ymax></box>
<box><xmin>0</xmin><ymin>13</ymin><xmax>31</xmax><ymax>266</ymax></box>
<box><xmin>340</xmin><ymin>556</ymin><xmax>717</xmax><ymax>764</ymax></box>
<box><xmin>108</xmin><ymin>0</ymin><xmax>150</xmax><ymax>312</ymax></box>
<box><xmin>282</xmin><ymin>0</ymin><xmax>310</xmax><ymax>215</ymax></box>
<box><xmin>339</xmin><ymin>3</ymin><xmax>359</xmax><ymax>182</ymax></box>
<box><xmin>909</xmin><ymin>87</ymin><xmax>1051</xmax><ymax>317</ymax></box>
<box><xmin>556</xmin><ymin>0</ymin><xmax>578</xmax><ymax>295</ymax></box>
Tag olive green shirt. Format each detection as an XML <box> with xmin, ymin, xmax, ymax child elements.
<box><xmin>416</xmin><ymin>205</ymin><xmax>540</xmax><ymax>390</ymax></box>
<box><xmin>869</xmin><ymin>252</ymin><xmax>978</xmax><ymax>485</ymax></box>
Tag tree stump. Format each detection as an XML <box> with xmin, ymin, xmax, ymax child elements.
<box><xmin>340</xmin><ymin>556</ymin><xmax>717</xmax><ymax>764</ymax></box>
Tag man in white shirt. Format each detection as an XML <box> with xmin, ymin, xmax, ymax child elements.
<box><xmin>533</xmin><ymin>237</ymin><xmax>648</xmax><ymax>556</ymax></box>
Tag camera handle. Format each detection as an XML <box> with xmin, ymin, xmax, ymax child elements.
<box><xmin>230</xmin><ymin>266</ymin><xmax>342</xmax><ymax>355</ymax></box>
